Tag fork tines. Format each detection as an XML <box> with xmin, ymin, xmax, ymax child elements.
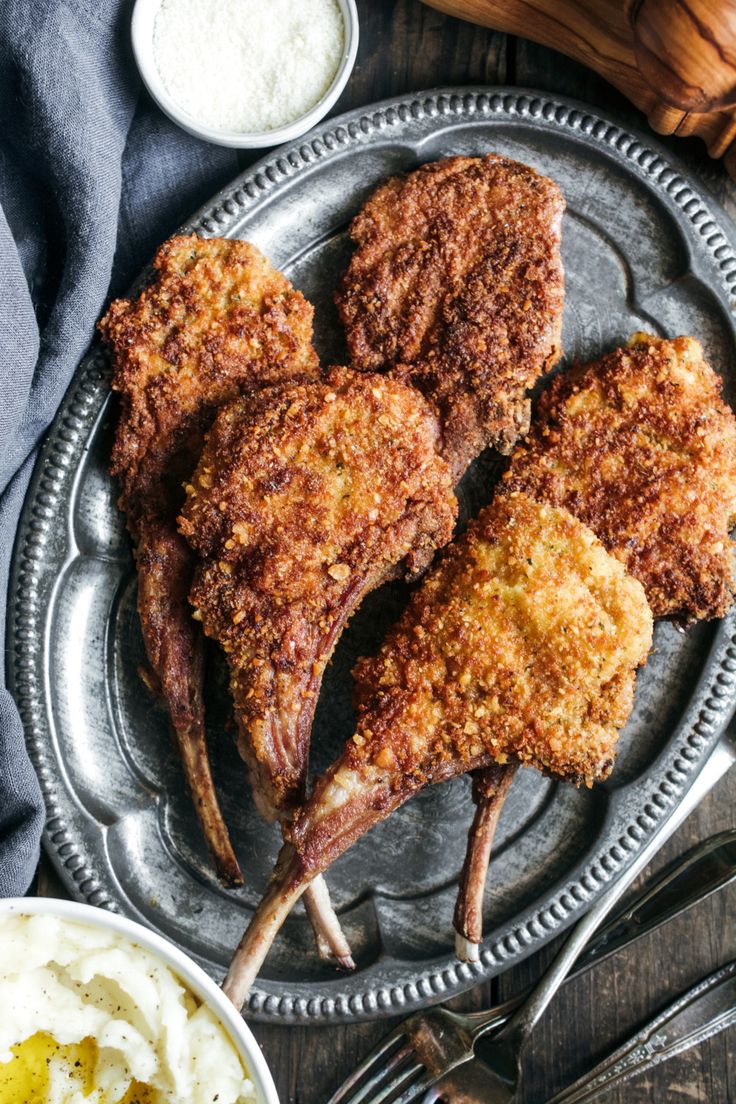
<box><xmin>327</xmin><ymin>1028</ymin><xmax>432</xmax><ymax>1104</ymax></box>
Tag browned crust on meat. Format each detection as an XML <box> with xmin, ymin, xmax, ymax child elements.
<box><xmin>348</xmin><ymin>492</ymin><xmax>652</xmax><ymax>785</ymax></box>
<box><xmin>289</xmin><ymin>493</ymin><xmax>652</xmax><ymax>881</ymax></box>
<box><xmin>100</xmin><ymin>234</ymin><xmax>319</xmax><ymax>533</ymax></box>
<box><xmin>178</xmin><ymin>367</ymin><xmax>457</xmax><ymax>818</ymax></box>
<box><xmin>98</xmin><ymin>234</ymin><xmax>319</xmax><ymax>882</ymax></box>
<box><xmin>335</xmin><ymin>155</ymin><xmax>565</xmax><ymax>474</ymax></box>
<box><xmin>503</xmin><ymin>334</ymin><xmax>736</xmax><ymax>622</ymax></box>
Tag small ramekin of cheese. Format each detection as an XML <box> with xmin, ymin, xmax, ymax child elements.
<box><xmin>130</xmin><ymin>0</ymin><xmax>359</xmax><ymax>148</ymax></box>
<box><xmin>0</xmin><ymin>898</ymin><xmax>278</xmax><ymax>1104</ymax></box>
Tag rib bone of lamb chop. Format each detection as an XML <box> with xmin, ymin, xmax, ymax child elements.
<box><xmin>98</xmin><ymin>234</ymin><xmax>319</xmax><ymax>888</ymax></box>
<box><xmin>336</xmin><ymin>153</ymin><xmax>566</xmax><ymax>478</ymax></box>
<box><xmin>221</xmin><ymin>491</ymin><xmax>654</xmax><ymax>1007</ymax></box>
<box><xmin>454</xmin><ymin>333</ymin><xmax>736</xmax><ymax>960</ymax></box>
<box><xmin>453</xmin><ymin>759</ymin><xmax>519</xmax><ymax>956</ymax></box>
<box><xmin>178</xmin><ymin>368</ymin><xmax>457</xmax><ymax>944</ymax></box>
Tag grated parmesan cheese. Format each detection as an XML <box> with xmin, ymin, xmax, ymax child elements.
<box><xmin>153</xmin><ymin>0</ymin><xmax>345</xmax><ymax>134</ymax></box>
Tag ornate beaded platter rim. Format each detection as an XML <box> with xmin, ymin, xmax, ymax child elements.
<box><xmin>9</xmin><ymin>86</ymin><xmax>736</xmax><ymax>1025</ymax></box>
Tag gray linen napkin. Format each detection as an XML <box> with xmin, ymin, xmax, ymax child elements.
<box><xmin>0</xmin><ymin>0</ymin><xmax>242</xmax><ymax>894</ymax></box>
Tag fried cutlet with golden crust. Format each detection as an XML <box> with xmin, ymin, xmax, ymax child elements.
<box><xmin>335</xmin><ymin>154</ymin><xmax>565</xmax><ymax>477</ymax></box>
<box><xmin>503</xmin><ymin>334</ymin><xmax>736</xmax><ymax>624</ymax></box>
<box><xmin>178</xmin><ymin>367</ymin><xmax>457</xmax><ymax>823</ymax></box>
<box><xmin>99</xmin><ymin>234</ymin><xmax>320</xmax><ymax>886</ymax></box>
<box><xmin>179</xmin><ymin>366</ymin><xmax>455</xmax><ymax>969</ymax></box>
<box><xmin>222</xmin><ymin>493</ymin><xmax>653</xmax><ymax>1005</ymax></box>
<box><xmin>103</xmin><ymin>235</ymin><xmax>319</xmax><ymax>529</ymax></box>
<box><xmin>456</xmin><ymin>334</ymin><xmax>736</xmax><ymax>958</ymax></box>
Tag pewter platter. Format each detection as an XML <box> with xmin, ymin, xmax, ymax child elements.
<box><xmin>9</xmin><ymin>88</ymin><xmax>736</xmax><ymax>1025</ymax></box>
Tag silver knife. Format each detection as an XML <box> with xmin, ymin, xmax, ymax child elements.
<box><xmin>545</xmin><ymin>959</ymin><xmax>736</xmax><ymax>1103</ymax></box>
<box><xmin>574</xmin><ymin>826</ymin><xmax>736</xmax><ymax>974</ymax></box>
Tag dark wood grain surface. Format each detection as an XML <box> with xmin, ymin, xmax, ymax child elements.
<box><xmin>36</xmin><ymin>2</ymin><xmax>736</xmax><ymax>1101</ymax></box>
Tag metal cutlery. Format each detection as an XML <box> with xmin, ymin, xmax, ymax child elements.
<box><xmin>544</xmin><ymin>958</ymin><xmax>736</xmax><ymax>1103</ymax></box>
<box><xmin>571</xmin><ymin>826</ymin><xmax>736</xmax><ymax>973</ymax></box>
<box><xmin>421</xmin><ymin>959</ymin><xmax>736</xmax><ymax>1103</ymax></box>
<box><xmin>421</xmin><ymin>1058</ymin><xmax>501</xmax><ymax>1103</ymax></box>
<box><xmin>327</xmin><ymin>729</ymin><xmax>736</xmax><ymax>1104</ymax></box>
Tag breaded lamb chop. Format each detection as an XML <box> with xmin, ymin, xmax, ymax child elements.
<box><xmin>221</xmin><ymin>492</ymin><xmax>653</xmax><ymax>1006</ymax></box>
<box><xmin>179</xmin><ymin>367</ymin><xmax>456</xmax><ymax>821</ymax></box>
<box><xmin>99</xmin><ymin>234</ymin><xmax>319</xmax><ymax>887</ymax></box>
<box><xmin>335</xmin><ymin>154</ymin><xmax>565</xmax><ymax>478</ymax></box>
<box><xmin>178</xmin><ymin>367</ymin><xmax>457</xmax><ymax>965</ymax></box>
<box><xmin>455</xmin><ymin>333</ymin><xmax>736</xmax><ymax>959</ymax></box>
<box><xmin>334</xmin><ymin>152</ymin><xmax>564</xmax><ymax>959</ymax></box>
<box><xmin>504</xmin><ymin>334</ymin><xmax>736</xmax><ymax>621</ymax></box>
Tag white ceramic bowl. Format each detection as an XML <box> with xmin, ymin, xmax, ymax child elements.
<box><xmin>0</xmin><ymin>897</ymin><xmax>279</xmax><ymax>1104</ymax></box>
<box><xmin>131</xmin><ymin>0</ymin><xmax>359</xmax><ymax>148</ymax></box>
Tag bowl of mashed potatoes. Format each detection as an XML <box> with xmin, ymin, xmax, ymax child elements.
<box><xmin>0</xmin><ymin>897</ymin><xmax>278</xmax><ymax>1104</ymax></box>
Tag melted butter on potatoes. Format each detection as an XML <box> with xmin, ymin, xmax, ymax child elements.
<box><xmin>0</xmin><ymin>1033</ymin><xmax>155</xmax><ymax>1103</ymax></box>
<box><xmin>0</xmin><ymin>915</ymin><xmax>256</xmax><ymax>1104</ymax></box>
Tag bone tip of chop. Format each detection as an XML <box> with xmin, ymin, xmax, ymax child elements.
<box><xmin>310</xmin><ymin>916</ymin><xmax>356</xmax><ymax>971</ymax></box>
<box><xmin>314</xmin><ymin>931</ymin><xmax>333</xmax><ymax>961</ymax></box>
<box><xmin>219</xmin><ymin>864</ymin><xmax>245</xmax><ymax>889</ymax></box>
<box><xmin>302</xmin><ymin>875</ymin><xmax>355</xmax><ymax>967</ymax></box>
<box><xmin>212</xmin><ymin>833</ymin><xmax>244</xmax><ymax>887</ymax></box>
<box><xmin>221</xmin><ymin>960</ymin><xmax>253</xmax><ymax>1012</ymax></box>
<box><xmin>455</xmin><ymin>930</ymin><xmax>481</xmax><ymax>963</ymax></box>
<box><xmin>204</xmin><ymin>823</ymin><xmax>243</xmax><ymax>887</ymax></box>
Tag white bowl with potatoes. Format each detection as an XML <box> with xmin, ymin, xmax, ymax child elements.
<box><xmin>0</xmin><ymin>897</ymin><xmax>278</xmax><ymax>1104</ymax></box>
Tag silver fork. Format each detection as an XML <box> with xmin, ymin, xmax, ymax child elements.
<box><xmin>327</xmin><ymin>730</ymin><xmax>736</xmax><ymax>1104</ymax></box>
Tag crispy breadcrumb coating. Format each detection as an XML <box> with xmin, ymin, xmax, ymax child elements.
<box><xmin>293</xmin><ymin>492</ymin><xmax>652</xmax><ymax>876</ymax></box>
<box><xmin>503</xmin><ymin>334</ymin><xmax>736</xmax><ymax>623</ymax></box>
<box><xmin>102</xmin><ymin>234</ymin><xmax>319</xmax><ymax>532</ymax></box>
<box><xmin>98</xmin><ymin>234</ymin><xmax>319</xmax><ymax>883</ymax></box>
<box><xmin>220</xmin><ymin>493</ymin><xmax>652</xmax><ymax>1005</ymax></box>
<box><xmin>335</xmin><ymin>154</ymin><xmax>565</xmax><ymax>475</ymax></box>
<box><xmin>178</xmin><ymin>367</ymin><xmax>457</xmax><ymax>819</ymax></box>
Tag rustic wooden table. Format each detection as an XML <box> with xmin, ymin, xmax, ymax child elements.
<box><xmin>35</xmin><ymin>2</ymin><xmax>736</xmax><ymax>1101</ymax></box>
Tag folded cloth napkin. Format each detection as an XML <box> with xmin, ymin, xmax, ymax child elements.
<box><xmin>0</xmin><ymin>0</ymin><xmax>243</xmax><ymax>895</ymax></box>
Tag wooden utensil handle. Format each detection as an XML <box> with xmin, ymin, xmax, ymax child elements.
<box><xmin>632</xmin><ymin>0</ymin><xmax>736</xmax><ymax>112</ymax></box>
<box><xmin>422</xmin><ymin>0</ymin><xmax>736</xmax><ymax>176</ymax></box>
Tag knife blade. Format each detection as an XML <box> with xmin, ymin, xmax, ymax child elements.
<box><xmin>574</xmin><ymin>827</ymin><xmax>736</xmax><ymax>974</ymax></box>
